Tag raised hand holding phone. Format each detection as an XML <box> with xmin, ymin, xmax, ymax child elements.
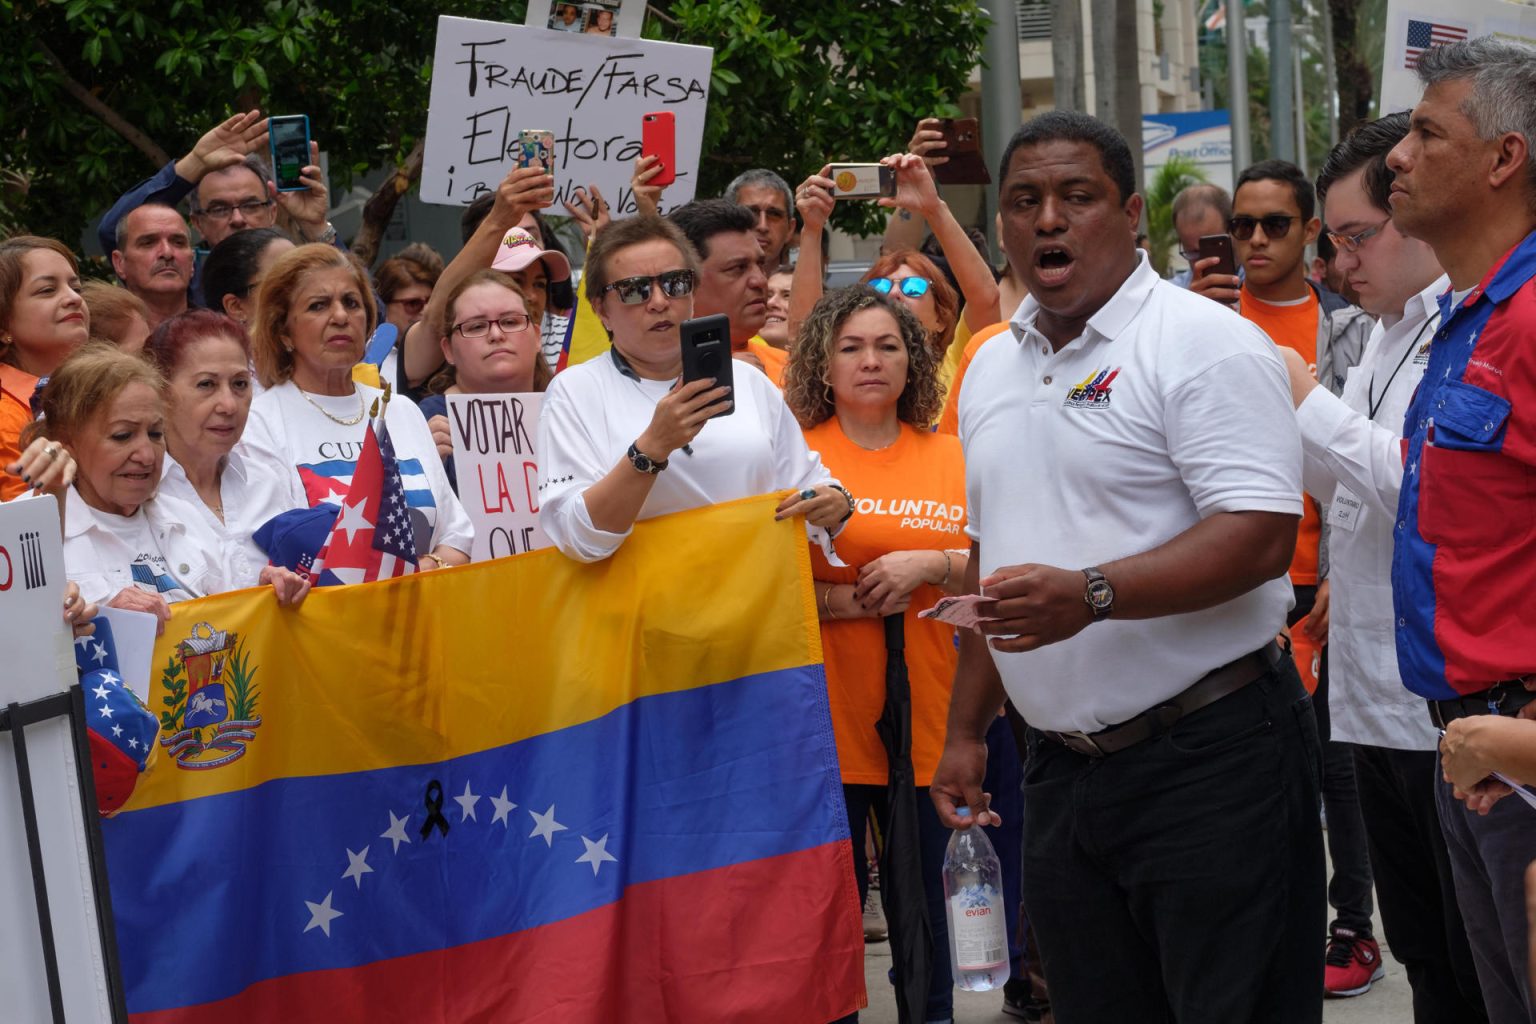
<box><xmin>631</xmin><ymin>154</ymin><xmax>668</xmax><ymax>218</ymax></box>
<box><xmin>641</xmin><ymin>112</ymin><xmax>676</xmax><ymax>187</ymax></box>
<box><xmin>879</xmin><ymin>153</ymin><xmax>942</xmax><ymax>219</ymax></box>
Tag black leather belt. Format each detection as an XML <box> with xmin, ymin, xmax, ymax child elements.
<box><xmin>1428</xmin><ymin>680</ymin><xmax>1536</xmax><ymax>729</ymax></box>
<box><xmin>1042</xmin><ymin>641</ymin><xmax>1286</xmax><ymax>758</ymax></box>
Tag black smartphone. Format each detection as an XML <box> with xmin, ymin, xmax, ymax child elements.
<box><xmin>679</xmin><ymin>314</ymin><xmax>734</xmax><ymax>418</ymax></box>
<box><xmin>932</xmin><ymin>117</ymin><xmax>991</xmax><ymax>186</ymax></box>
<box><xmin>1197</xmin><ymin>233</ymin><xmax>1237</xmax><ymax>278</ymax></box>
<box><xmin>268</xmin><ymin>115</ymin><xmax>312</xmax><ymax>192</ymax></box>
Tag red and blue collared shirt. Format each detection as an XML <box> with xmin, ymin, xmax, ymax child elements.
<box><xmin>1394</xmin><ymin>230</ymin><xmax>1536</xmax><ymax>700</ymax></box>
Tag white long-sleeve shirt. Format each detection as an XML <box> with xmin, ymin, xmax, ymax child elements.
<box><xmin>1295</xmin><ymin>275</ymin><xmax>1447</xmax><ymax>750</ymax></box>
<box><xmin>537</xmin><ymin>349</ymin><xmax>835</xmax><ymax>562</ymax></box>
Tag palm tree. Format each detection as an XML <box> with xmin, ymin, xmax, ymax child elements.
<box><xmin>1144</xmin><ymin>155</ymin><xmax>1208</xmax><ymax>275</ymax></box>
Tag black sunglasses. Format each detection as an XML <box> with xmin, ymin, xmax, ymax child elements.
<box><xmin>1228</xmin><ymin>215</ymin><xmax>1299</xmax><ymax>241</ymax></box>
<box><xmin>602</xmin><ymin>269</ymin><xmax>696</xmax><ymax>305</ymax></box>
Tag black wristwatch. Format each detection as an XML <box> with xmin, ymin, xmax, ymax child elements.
<box><xmin>1082</xmin><ymin>566</ymin><xmax>1114</xmax><ymax>621</ymax></box>
<box><xmin>627</xmin><ymin>441</ymin><xmax>667</xmax><ymax>475</ymax></box>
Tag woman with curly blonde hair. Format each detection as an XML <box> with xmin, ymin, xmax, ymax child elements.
<box><xmin>784</xmin><ymin>284</ymin><xmax>970</xmax><ymax>1023</ymax></box>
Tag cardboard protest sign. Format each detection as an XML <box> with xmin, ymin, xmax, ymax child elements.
<box><xmin>421</xmin><ymin>16</ymin><xmax>713</xmax><ymax>214</ymax></box>
<box><xmin>447</xmin><ymin>393</ymin><xmax>550</xmax><ymax>561</ymax></box>
<box><xmin>1379</xmin><ymin>0</ymin><xmax>1536</xmax><ymax>115</ymax></box>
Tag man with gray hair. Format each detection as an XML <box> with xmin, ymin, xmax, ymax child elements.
<box><xmin>1384</xmin><ymin>35</ymin><xmax>1536</xmax><ymax>1023</ymax></box>
<box><xmin>725</xmin><ymin>168</ymin><xmax>796</xmax><ymax>268</ymax></box>
<box><xmin>1170</xmin><ymin>182</ymin><xmax>1231</xmax><ymax>289</ymax></box>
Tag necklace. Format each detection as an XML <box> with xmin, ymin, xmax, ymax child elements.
<box><xmin>849</xmin><ymin>435</ymin><xmax>898</xmax><ymax>452</ymax></box>
<box><xmin>297</xmin><ymin>385</ymin><xmax>366</xmax><ymax>426</ymax></box>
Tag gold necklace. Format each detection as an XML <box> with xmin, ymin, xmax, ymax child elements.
<box><xmin>296</xmin><ymin>385</ymin><xmax>366</xmax><ymax>426</ymax></box>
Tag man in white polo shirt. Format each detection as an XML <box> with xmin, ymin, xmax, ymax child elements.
<box><xmin>931</xmin><ymin>111</ymin><xmax>1323</xmax><ymax>1022</ymax></box>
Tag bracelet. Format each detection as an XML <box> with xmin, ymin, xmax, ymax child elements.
<box><xmin>821</xmin><ymin>584</ymin><xmax>839</xmax><ymax>620</ymax></box>
<box><xmin>938</xmin><ymin>550</ymin><xmax>952</xmax><ymax>588</ymax></box>
<box><xmin>828</xmin><ymin>484</ymin><xmax>856</xmax><ymax>524</ymax></box>
<box><xmin>420</xmin><ymin>553</ymin><xmax>445</xmax><ymax>570</ymax></box>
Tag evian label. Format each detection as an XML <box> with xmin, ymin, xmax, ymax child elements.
<box><xmin>949</xmin><ymin>884</ymin><xmax>1007</xmax><ymax>970</ymax></box>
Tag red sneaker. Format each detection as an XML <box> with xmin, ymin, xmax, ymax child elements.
<box><xmin>1324</xmin><ymin>927</ymin><xmax>1386</xmax><ymax>997</ymax></box>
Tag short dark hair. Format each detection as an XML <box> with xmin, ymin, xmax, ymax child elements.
<box><xmin>1235</xmin><ymin>159</ymin><xmax>1315</xmax><ymax>221</ymax></box>
<box><xmin>460</xmin><ymin>192</ymin><xmax>495</xmax><ymax>243</ymax></box>
<box><xmin>999</xmin><ymin>111</ymin><xmax>1138</xmax><ymax>204</ymax></box>
<box><xmin>189</xmin><ymin>154</ymin><xmax>273</xmax><ymax>214</ymax></box>
<box><xmin>667</xmin><ymin>199</ymin><xmax>757</xmax><ymax>262</ymax></box>
<box><xmin>1315</xmin><ymin>113</ymin><xmax>1410</xmax><ymax>215</ymax></box>
<box><xmin>203</xmin><ymin>227</ymin><xmax>290</xmax><ymax>313</ymax></box>
<box><xmin>1315</xmin><ymin>231</ymin><xmax>1336</xmax><ymax>263</ymax></box>
<box><xmin>583</xmin><ymin>216</ymin><xmax>700</xmax><ymax>305</ymax></box>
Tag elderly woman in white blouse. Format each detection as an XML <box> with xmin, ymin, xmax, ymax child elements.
<box><xmin>537</xmin><ymin>216</ymin><xmax>850</xmax><ymax>562</ymax></box>
<box><xmin>144</xmin><ymin>309</ymin><xmax>309</xmax><ymax>600</ymax></box>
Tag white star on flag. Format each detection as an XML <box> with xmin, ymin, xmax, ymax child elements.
<box><xmin>455</xmin><ymin>780</ymin><xmax>480</xmax><ymax>821</ymax></box>
<box><xmin>576</xmin><ymin>834</ymin><xmax>617</xmax><ymax>877</ymax></box>
<box><xmin>92</xmin><ymin>683</ymin><xmax>110</xmax><ymax>700</ymax></box>
<box><xmin>75</xmin><ymin>635</ymin><xmax>92</xmax><ymax>651</ymax></box>
<box><xmin>98</xmin><ymin>703</ymin><xmax>114</xmax><ymax>719</ymax></box>
<box><xmin>342</xmin><ymin>846</ymin><xmax>374</xmax><ymax>888</ymax></box>
<box><xmin>303</xmin><ymin>891</ymin><xmax>343</xmax><ymax>937</ymax></box>
<box><xmin>333</xmin><ymin>498</ymin><xmax>374</xmax><ymax>545</ymax></box>
<box><xmin>381</xmin><ymin>810</ymin><xmax>412</xmax><ymax>853</ymax></box>
<box><xmin>100</xmin><ymin>670</ymin><xmax>120</xmax><ymax>685</ymax></box>
<box><xmin>128</xmin><ymin>737</ymin><xmax>138</xmax><ymax>750</ymax></box>
<box><xmin>111</xmin><ymin>724</ymin><xmax>123</xmax><ymax>737</ymax></box>
<box><xmin>490</xmin><ymin>786</ymin><xmax>516</xmax><ymax>827</ymax></box>
<box><xmin>529</xmin><ymin>805</ymin><xmax>567</xmax><ymax>847</ymax></box>
<box><xmin>91</xmin><ymin>642</ymin><xmax>108</xmax><ymax>665</ymax></box>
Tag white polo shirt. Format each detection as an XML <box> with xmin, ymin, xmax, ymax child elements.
<box><xmin>1295</xmin><ymin>274</ymin><xmax>1447</xmax><ymax>751</ymax></box>
<box><xmin>959</xmin><ymin>253</ymin><xmax>1302</xmax><ymax>733</ymax></box>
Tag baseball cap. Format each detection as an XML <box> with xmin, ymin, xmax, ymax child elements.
<box><xmin>491</xmin><ymin>228</ymin><xmax>572</xmax><ymax>281</ymax></box>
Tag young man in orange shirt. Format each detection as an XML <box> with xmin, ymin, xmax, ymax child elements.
<box><xmin>1200</xmin><ymin>158</ymin><xmax>1383</xmax><ymax>998</ymax></box>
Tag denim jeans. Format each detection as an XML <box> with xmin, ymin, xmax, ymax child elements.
<box><xmin>1019</xmin><ymin>657</ymin><xmax>1325</xmax><ymax>1023</ymax></box>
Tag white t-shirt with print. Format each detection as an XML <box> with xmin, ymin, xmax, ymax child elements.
<box><xmin>63</xmin><ymin>487</ymin><xmax>204</xmax><ymax>605</ymax></box>
<box><xmin>243</xmin><ymin>381</ymin><xmax>475</xmax><ymax>557</ymax></box>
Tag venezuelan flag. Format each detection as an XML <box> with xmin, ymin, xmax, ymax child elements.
<box><xmin>101</xmin><ymin>495</ymin><xmax>864</xmax><ymax>1021</ymax></box>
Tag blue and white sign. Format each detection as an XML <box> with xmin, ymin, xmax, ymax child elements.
<box><xmin>1143</xmin><ymin>111</ymin><xmax>1234</xmax><ymax>192</ymax></box>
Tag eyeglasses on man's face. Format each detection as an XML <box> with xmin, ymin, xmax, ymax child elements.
<box><xmin>1326</xmin><ymin>220</ymin><xmax>1390</xmax><ymax>254</ymax></box>
<box><xmin>198</xmin><ymin>198</ymin><xmax>276</xmax><ymax>221</ymax></box>
<box><xmin>1227</xmin><ymin>215</ymin><xmax>1300</xmax><ymax>241</ymax></box>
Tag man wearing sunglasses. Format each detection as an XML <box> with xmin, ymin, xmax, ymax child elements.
<box><xmin>667</xmin><ymin>199</ymin><xmax>789</xmax><ymax>386</ymax></box>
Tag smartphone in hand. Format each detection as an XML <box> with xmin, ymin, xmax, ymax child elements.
<box><xmin>932</xmin><ymin>117</ymin><xmax>991</xmax><ymax>186</ymax></box>
<box><xmin>828</xmin><ymin>163</ymin><xmax>895</xmax><ymax>200</ymax></box>
<box><xmin>1197</xmin><ymin>234</ymin><xmax>1238</xmax><ymax>278</ymax></box>
<box><xmin>268</xmin><ymin>115</ymin><xmax>311</xmax><ymax>192</ymax></box>
<box><xmin>641</xmin><ymin>112</ymin><xmax>676</xmax><ymax>188</ymax></box>
<box><xmin>679</xmin><ymin>314</ymin><xmax>734</xmax><ymax>418</ymax></box>
<box><xmin>515</xmin><ymin>129</ymin><xmax>556</xmax><ymax>183</ymax></box>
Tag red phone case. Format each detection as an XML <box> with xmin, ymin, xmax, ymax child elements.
<box><xmin>642</xmin><ymin>112</ymin><xmax>676</xmax><ymax>188</ymax></box>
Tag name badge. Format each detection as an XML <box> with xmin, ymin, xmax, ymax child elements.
<box><xmin>1330</xmin><ymin>485</ymin><xmax>1363</xmax><ymax>533</ymax></box>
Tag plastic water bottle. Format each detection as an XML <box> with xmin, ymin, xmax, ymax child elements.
<box><xmin>942</xmin><ymin>806</ymin><xmax>1010</xmax><ymax>992</ymax></box>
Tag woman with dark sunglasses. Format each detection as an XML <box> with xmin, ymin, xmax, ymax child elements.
<box><xmin>537</xmin><ymin>216</ymin><xmax>852</xmax><ymax>562</ymax></box>
<box><xmin>791</xmin><ymin>153</ymin><xmax>1001</xmax><ymax>360</ymax></box>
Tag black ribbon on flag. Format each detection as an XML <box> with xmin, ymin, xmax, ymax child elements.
<box><xmin>419</xmin><ymin>779</ymin><xmax>451</xmax><ymax>840</ymax></box>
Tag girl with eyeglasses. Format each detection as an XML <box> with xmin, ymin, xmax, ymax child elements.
<box><xmin>418</xmin><ymin>270</ymin><xmax>553</xmax><ymax>490</ymax></box>
<box><xmin>792</xmin><ymin>154</ymin><xmax>1001</xmax><ymax>365</ymax></box>
<box><xmin>538</xmin><ymin>216</ymin><xmax>851</xmax><ymax>563</ymax></box>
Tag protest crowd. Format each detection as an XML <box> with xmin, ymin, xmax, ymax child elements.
<box><xmin>7</xmin><ymin>27</ymin><xmax>1536</xmax><ymax>1024</ymax></box>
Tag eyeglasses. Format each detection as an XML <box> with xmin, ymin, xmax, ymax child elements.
<box><xmin>452</xmin><ymin>313</ymin><xmax>534</xmax><ymax>338</ymax></box>
<box><xmin>197</xmin><ymin>198</ymin><xmax>275</xmax><ymax>221</ymax></box>
<box><xmin>1326</xmin><ymin>219</ymin><xmax>1390</xmax><ymax>253</ymax></box>
<box><xmin>601</xmin><ymin>269</ymin><xmax>696</xmax><ymax>305</ymax></box>
<box><xmin>389</xmin><ymin>297</ymin><xmax>428</xmax><ymax>314</ymax></box>
<box><xmin>1227</xmin><ymin>215</ymin><xmax>1299</xmax><ymax>240</ymax></box>
<box><xmin>868</xmin><ymin>276</ymin><xmax>931</xmax><ymax>299</ymax></box>
<box><xmin>1178</xmin><ymin>248</ymin><xmax>1202</xmax><ymax>264</ymax></box>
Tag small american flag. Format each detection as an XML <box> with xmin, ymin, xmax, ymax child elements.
<box><xmin>1405</xmin><ymin>19</ymin><xmax>1469</xmax><ymax>69</ymax></box>
<box><xmin>309</xmin><ymin>412</ymin><xmax>419</xmax><ymax>586</ymax></box>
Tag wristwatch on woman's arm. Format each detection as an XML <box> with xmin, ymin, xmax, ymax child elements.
<box><xmin>627</xmin><ymin>441</ymin><xmax>667</xmax><ymax>475</ymax></box>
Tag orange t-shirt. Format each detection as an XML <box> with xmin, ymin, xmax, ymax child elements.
<box><xmin>804</xmin><ymin>418</ymin><xmax>967</xmax><ymax>786</ymax></box>
<box><xmin>936</xmin><ymin>322</ymin><xmax>1012</xmax><ymax>436</ymax></box>
<box><xmin>0</xmin><ymin>364</ymin><xmax>40</xmax><ymax>501</ymax></box>
<box><xmin>1240</xmin><ymin>286</ymin><xmax>1322</xmax><ymax>587</ymax></box>
<box><xmin>744</xmin><ymin>337</ymin><xmax>788</xmax><ymax>388</ymax></box>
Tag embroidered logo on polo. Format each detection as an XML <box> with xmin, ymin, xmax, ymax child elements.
<box><xmin>1063</xmin><ymin>367</ymin><xmax>1119</xmax><ymax>409</ymax></box>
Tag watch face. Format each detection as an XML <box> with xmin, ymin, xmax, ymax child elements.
<box><xmin>1087</xmin><ymin>579</ymin><xmax>1114</xmax><ymax>610</ymax></box>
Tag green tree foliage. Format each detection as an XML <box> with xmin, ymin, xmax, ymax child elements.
<box><xmin>1</xmin><ymin>0</ymin><xmax>987</xmax><ymax>251</ymax></box>
<box><xmin>1144</xmin><ymin>155</ymin><xmax>1207</xmax><ymax>275</ymax></box>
